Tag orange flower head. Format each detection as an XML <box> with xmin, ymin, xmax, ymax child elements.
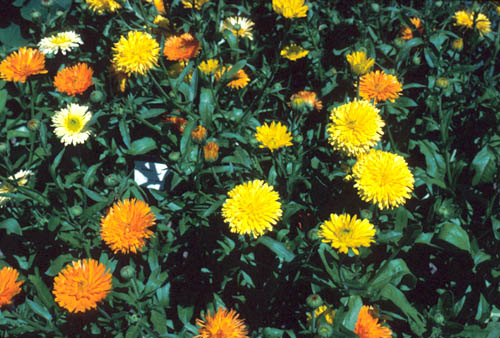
<box><xmin>163</xmin><ymin>115</ymin><xmax>188</xmax><ymax>132</ymax></box>
<box><xmin>153</xmin><ymin>0</ymin><xmax>166</xmax><ymax>13</ymax></box>
<box><xmin>0</xmin><ymin>267</ymin><xmax>24</xmax><ymax>308</ymax></box>
<box><xmin>359</xmin><ymin>70</ymin><xmax>402</xmax><ymax>103</ymax></box>
<box><xmin>54</xmin><ymin>63</ymin><xmax>94</xmax><ymax>96</ymax></box>
<box><xmin>203</xmin><ymin>141</ymin><xmax>219</xmax><ymax>162</ymax></box>
<box><xmin>355</xmin><ymin>306</ymin><xmax>392</xmax><ymax>338</ymax></box>
<box><xmin>164</xmin><ymin>33</ymin><xmax>201</xmax><ymax>61</ymax></box>
<box><xmin>400</xmin><ymin>17</ymin><xmax>423</xmax><ymax>41</ymax></box>
<box><xmin>100</xmin><ymin>198</ymin><xmax>156</xmax><ymax>254</ymax></box>
<box><xmin>195</xmin><ymin>307</ymin><xmax>248</xmax><ymax>338</ymax></box>
<box><xmin>52</xmin><ymin>259</ymin><xmax>112</xmax><ymax>313</ymax></box>
<box><xmin>0</xmin><ymin>47</ymin><xmax>48</xmax><ymax>83</ymax></box>
<box><xmin>215</xmin><ymin>66</ymin><xmax>250</xmax><ymax>89</ymax></box>
<box><xmin>290</xmin><ymin>90</ymin><xmax>322</xmax><ymax>111</ymax></box>
<box><xmin>192</xmin><ymin>125</ymin><xmax>208</xmax><ymax>143</ymax></box>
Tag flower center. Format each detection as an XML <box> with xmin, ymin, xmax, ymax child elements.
<box><xmin>65</xmin><ymin>115</ymin><xmax>83</xmax><ymax>133</ymax></box>
<box><xmin>52</xmin><ymin>36</ymin><xmax>70</xmax><ymax>46</ymax></box>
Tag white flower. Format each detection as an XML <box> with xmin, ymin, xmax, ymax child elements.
<box><xmin>52</xmin><ymin>103</ymin><xmax>92</xmax><ymax>146</ymax></box>
<box><xmin>0</xmin><ymin>170</ymin><xmax>32</xmax><ymax>207</ymax></box>
<box><xmin>38</xmin><ymin>31</ymin><xmax>83</xmax><ymax>55</ymax></box>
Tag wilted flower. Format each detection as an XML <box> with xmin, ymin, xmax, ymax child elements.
<box><xmin>192</xmin><ymin>125</ymin><xmax>207</xmax><ymax>143</ymax></box>
<box><xmin>281</xmin><ymin>44</ymin><xmax>309</xmax><ymax>61</ymax></box>
<box><xmin>0</xmin><ymin>170</ymin><xmax>32</xmax><ymax>207</ymax></box>
<box><xmin>203</xmin><ymin>141</ymin><xmax>219</xmax><ymax>162</ymax></box>
<box><xmin>181</xmin><ymin>0</ymin><xmax>209</xmax><ymax>9</ymax></box>
<box><xmin>400</xmin><ymin>17</ymin><xmax>423</xmax><ymax>41</ymax></box>
<box><xmin>289</xmin><ymin>90</ymin><xmax>322</xmax><ymax>111</ymax></box>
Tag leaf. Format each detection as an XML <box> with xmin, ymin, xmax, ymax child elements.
<box><xmin>28</xmin><ymin>270</ymin><xmax>56</xmax><ymax>310</ymax></box>
<box><xmin>471</xmin><ymin>146</ymin><xmax>497</xmax><ymax>185</ymax></box>
<box><xmin>199</xmin><ymin>88</ymin><xmax>214</xmax><ymax>127</ymax></box>
<box><xmin>119</xmin><ymin>118</ymin><xmax>131</xmax><ymax>148</ymax></box>
<box><xmin>177</xmin><ymin>305</ymin><xmax>194</xmax><ymax>325</ymax></box>
<box><xmin>125</xmin><ymin>325</ymin><xmax>140</xmax><ymax>338</ymax></box>
<box><xmin>0</xmin><ymin>218</ymin><xmax>22</xmax><ymax>235</ymax></box>
<box><xmin>26</xmin><ymin>299</ymin><xmax>52</xmax><ymax>322</ymax></box>
<box><xmin>223</xmin><ymin>60</ymin><xmax>247</xmax><ymax>80</ymax></box>
<box><xmin>492</xmin><ymin>216</ymin><xmax>500</xmax><ymax>241</ymax></box>
<box><xmin>151</xmin><ymin>308</ymin><xmax>167</xmax><ymax>334</ymax></box>
<box><xmin>45</xmin><ymin>254</ymin><xmax>74</xmax><ymax>276</ymax></box>
<box><xmin>0</xmin><ymin>23</ymin><xmax>28</xmax><ymax>48</ymax></box>
<box><xmin>127</xmin><ymin>137</ymin><xmax>157</xmax><ymax>155</ymax></box>
<box><xmin>257</xmin><ymin>236</ymin><xmax>295</xmax><ymax>262</ymax></box>
<box><xmin>437</xmin><ymin>222</ymin><xmax>471</xmax><ymax>253</ymax></box>
<box><xmin>342</xmin><ymin>296</ymin><xmax>363</xmax><ymax>330</ymax></box>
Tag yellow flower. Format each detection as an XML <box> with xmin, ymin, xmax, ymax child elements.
<box><xmin>0</xmin><ymin>267</ymin><xmax>24</xmax><ymax>308</ymax></box>
<box><xmin>255</xmin><ymin>121</ymin><xmax>293</xmax><ymax>152</ymax></box>
<box><xmin>195</xmin><ymin>307</ymin><xmax>248</xmax><ymax>338</ymax></box>
<box><xmin>38</xmin><ymin>31</ymin><xmax>83</xmax><ymax>55</ymax></box>
<box><xmin>52</xmin><ymin>103</ymin><xmax>92</xmax><ymax>146</ymax></box>
<box><xmin>203</xmin><ymin>141</ymin><xmax>219</xmax><ymax>162</ymax></box>
<box><xmin>454</xmin><ymin>10</ymin><xmax>491</xmax><ymax>36</ymax></box>
<box><xmin>327</xmin><ymin>99</ymin><xmax>385</xmax><ymax>157</ymax></box>
<box><xmin>306</xmin><ymin>305</ymin><xmax>335</xmax><ymax>325</ymax></box>
<box><xmin>53</xmin><ymin>259</ymin><xmax>112</xmax><ymax>313</ymax></box>
<box><xmin>215</xmin><ymin>66</ymin><xmax>250</xmax><ymax>89</ymax></box>
<box><xmin>359</xmin><ymin>70</ymin><xmax>402</xmax><ymax>104</ymax></box>
<box><xmin>222</xmin><ymin>180</ymin><xmax>282</xmax><ymax>238</ymax></box>
<box><xmin>289</xmin><ymin>90</ymin><xmax>322</xmax><ymax>111</ymax></box>
<box><xmin>452</xmin><ymin>38</ymin><xmax>463</xmax><ymax>51</ymax></box>
<box><xmin>272</xmin><ymin>0</ymin><xmax>308</xmax><ymax>19</ymax></box>
<box><xmin>281</xmin><ymin>44</ymin><xmax>309</xmax><ymax>61</ymax></box>
<box><xmin>0</xmin><ymin>47</ymin><xmax>48</xmax><ymax>83</ymax></box>
<box><xmin>352</xmin><ymin>149</ymin><xmax>414</xmax><ymax>210</ymax></box>
<box><xmin>346</xmin><ymin>51</ymin><xmax>375</xmax><ymax>76</ymax></box>
<box><xmin>181</xmin><ymin>0</ymin><xmax>210</xmax><ymax>10</ymax></box>
<box><xmin>222</xmin><ymin>16</ymin><xmax>254</xmax><ymax>40</ymax></box>
<box><xmin>497</xmin><ymin>6</ymin><xmax>500</xmax><ymax>16</ymax></box>
<box><xmin>355</xmin><ymin>306</ymin><xmax>392</xmax><ymax>338</ymax></box>
<box><xmin>319</xmin><ymin>213</ymin><xmax>376</xmax><ymax>255</ymax></box>
<box><xmin>100</xmin><ymin>199</ymin><xmax>156</xmax><ymax>254</ymax></box>
<box><xmin>0</xmin><ymin>170</ymin><xmax>32</xmax><ymax>207</ymax></box>
<box><xmin>85</xmin><ymin>0</ymin><xmax>121</xmax><ymax>14</ymax></box>
<box><xmin>198</xmin><ymin>59</ymin><xmax>220</xmax><ymax>75</ymax></box>
<box><xmin>112</xmin><ymin>31</ymin><xmax>160</xmax><ymax>76</ymax></box>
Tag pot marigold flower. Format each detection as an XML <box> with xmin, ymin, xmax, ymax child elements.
<box><xmin>192</xmin><ymin>125</ymin><xmax>207</xmax><ymax>143</ymax></box>
<box><xmin>454</xmin><ymin>10</ymin><xmax>491</xmax><ymax>36</ymax></box>
<box><xmin>359</xmin><ymin>70</ymin><xmax>402</xmax><ymax>104</ymax></box>
<box><xmin>346</xmin><ymin>51</ymin><xmax>375</xmax><ymax>76</ymax></box>
<box><xmin>54</xmin><ymin>63</ymin><xmax>94</xmax><ymax>96</ymax></box>
<box><xmin>222</xmin><ymin>180</ymin><xmax>282</xmax><ymax>238</ymax></box>
<box><xmin>0</xmin><ymin>170</ymin><xmax>32</xmax><ymax>207</ymax></box>
<box><xmin>306</xmin><ymin>305</ymin><xmax>335</xmax><ymax>325</ymax></box>
<box><xmin>255</xmin><ymin>121</ymin><xmax>293</xmax><ymax>152</ymax></box>
<box><xmin>198</xmin><ymin>59</ymin><xmax>219</xmax><ymax>75</ymax></box>
<box><xmin>182</xmin><ymin>0</ymin><xmax>209</xmax><ymax>9</ymax></box>
<box><xmin>85</xmin><ymin>0</ymin><xmax>121</xmax><ymax>14</ymax></box>
<box><xmin>163</xmin><ymin>115</ymin><xmax>188</xmax><ymax>132</ymax></box>
<box><xmin>203</xmin><ymin>141</ymin><xmax>219</xmax><ymax>162</ymax></box>
<box><xmin>215</xmin><ymin>66</ymin><xmax>250</xmax><ymax>89</ymax></box>
<box><xmin>290</xmin><ymin>90</ymin><xmax>322</xmax><ymax>111</ymax></box>
<box><xmin>281</xmin><ymin>44</ymin><xmax>309</xmax><ymax>61</ymax></box>
<box><xmin>352</xmin><ymin>149</ymin><xmax>414</xmax><ymax>210</ymax></box>
<box><xmin>319</xmin><ymin>213</ymin><xmax>375</xmax><ymax>255</ymax></box>
<box><xmin>222</xmin><ymin>16</ymin><xmax>254</xmax><ymax>40</ymax></box>
<box><xmin>164</xmin><ymin>33</ymin><xmax>201</xmax><ymax>61</ymax></box>
<box><xmin>0</xmin><ymin>47</ymin><xmax>47</xmax><ymax>83</ymax></box>
<box><xmin>400</xmin><ymin>17</ymin><xmax>423</xmax><ymax>41</ymax></box>
<box><xmin>327</xmin><ymin>99</ymin><xmax>385</xmax><ymax>157</ymax></box>
<box><xmin>100</xmin><ymin>198</ymin><xmax>156</xmax><ymax>254</ymax></box>
<box><xmin>272</xmin><ymin>0</ymin><xmax>308</xmax><ymax>19</ymax></box>
<box><xmin>53</xmin><ymin>259</ymin><xmax>112</xmax><ymax>313</ymax></box>
<box><xmin>0</xmin><ymin>267</ymin><xmax>24</xmax><ymax>307</ymax></box>
<box><xmin>52</xmin><ymin>103</ymin><xmax>92</xmax><ymax>146</ymax></box>
<box><xmin>355</xmin><ymin>306</ymin><xmax>392</xmax><ymax>338</ymax></box>
<box><xmin>112</xmin><ymin>31</ymin><xmax>160</xmax><ymax>76</ymax></box>
<box><xmin>195</xmin><ymin>307</ymin><xmax>248</xmax><ymax>338</ymax></box>
<box><xmin>38</xmin><ymin>31</ymin><xmax>83</xmax><ymax>55</ymax></box>
<box><xmin>153</xmin><ymin>0</ymin><xmax>166</xmax><ymax>13</ymax></box>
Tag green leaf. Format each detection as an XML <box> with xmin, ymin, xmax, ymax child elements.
<box><xmin>151</xmin><ymin>308</ymin><xmax>167</xmax><ymax>334</ymax></box>
<box><xmin>45</xmin><ymin>254</ymin><xmax>74</xmax><ymax>276</ymax></box>
<box><xmin>26</xmin><ymin>299</ymin><xmax>52</xmax><ymax>322</ymax></box>
<box><xmin>471</xmin><ymin>146</ymin><xmax>497</xmax><ymax>185</ymax></box>
<box><xmin>82</xmin><ymin>187</ymin><xmax>108</xmax><ymax>203</ymax></box>
<box><xmin>199</xmin><ymin>88</ymin><xmax>214</xmax><ymax>127</ymax></box>
<box><xmin>223</xmin><ymin>60</ymin><xmax>247</xmax><ymax>80</ymax></box>
<box><xmin>342</xmin><ymin>296</ymin><xmax>362</xmax><ymax>330</ymax></box>
<box><xmin>0</xmin><ymin>89</ymin><xmax>7</xmax><ymax>114</ymax></box>
<box><xmin>177</xmin><ymin>305</ymin><xmax>194</xmax><ymax>325</ymax></box>
<box><xmin>28</xmin><ymin>270</ymin><xmax>56</xmax><ymax>310</ymax></box>
<box><xmin>257</xmin><ymin>236</ymin><xmax>295</xmax><ymax>263</ymax></box>
<box><xmin>0</xmin><ymin>23</ymin><xmax>28</xmax><ymax>48</ymax></box>
<box><xmin>125</xmin><ymin>325</ymin><xmax>140</xmax><ymax>338</ymax></box>
<box><xmin>127</xmin><ymin>137</ymin><xmax>157</xmax><ymax>155</ymax></box>
<box><xmin>0</xmin><ymin>218</ymin><xmax>22</xmax><ymax>235</ymax></box>
<box><xmin>492</xmin><ymin>216</ymin><xmax>500</xmax><ymax>241</ymax></box>
<box><xmin>437</xmin><ymin>222</ymin><xmax>471</xmax><ymax>253</ymax></box>
<box><xmin>119</xmin><ymin>118</ymin><xmax>131</xmax><ymax>148</ymax></box>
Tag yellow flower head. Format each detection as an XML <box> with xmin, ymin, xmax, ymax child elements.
<box><xmin>195</xmin><ymin>307</ymin><xmax>248</xmax><ymax>338</ymax></box>
<box><xmin>53</xmin><ymin>259</ymin><xmax>112</xmax><ymax>313</ymax></box>
<box><xmin>100</xmin><ymin>198</ymin><xmax>156</xmax><ymax>254</ymax></box>
<box><xmin>319</xmin><ymin>213</ymin><xmax>376</xmax><ymax>255</ymax></box>
<box><xmin>0</xmin><ymin>47</ymin><xmax>47</xmax><ymax>83</ymax></box>
<box><xmin>359</xmin><ymin>70</ymin><xmax>402</xmax><ymax>104</ymax></box>
<box><xmin>222</xmin><ymin>180</ymin><xmax>282</xmax><ymax>238</ymax></box>
<box><xmin>52</xmin><ymin>103</ymin><xmax>92</xmax><ymax>146</ymax></box>
<box><xmin>281</xmin><ymin>44</ymin><xmax>309</xmax><ymax>61</ymax></box>
<box><xmin>306</xmin><ymin>305</ymin><xmax>335</xmax><ymax>326</ymax></box>
<box><xmin>182</xmin><ymin>0</ymin><xmax>210</xmax><ymax>9</ymax></box>
<box><xmin>112</xmin><ymin>31</ymin><xmax>160</xmax><ymax>76</ymax></box>
<box><xmin>38</xmin><ymin>31</ymin><xmax>83</xmax><ymax>55</ymax></box>
<box><xmin>255</xmin><ymin>121</ymin><xmax>293</xmax><ymax>152</ymax></box>
<box><xmin>327</xmin><ymin>99</ymin><xmax>385</xmax><ymax>157</ymax></box>
<box><xmin>0</xmin><ymin>267</ymin><xmax>24</xmax><ymax>308</ymax></box>
<box><xmin>272</xmin><ymin>0</ymin><xmax>308</xmax><ymax>19</ymax></box>
<box><xmin>85</xmin><ymin>0</ymin><xmax>121</xmax><ymax>14</ymax></box>
<box><xmin>346</xmin><ymin>51</ymin><xmax>375</xmax><ymax>76</ymax></box>
<box><xmin>355</xmin><ymin>306</ymin><xmax>392</xmax><ymax>338</ymax></box>
<box><xmin>215</xmin><ymin>66</ymin><xmax>250</xmax><ymax>89</ymax></box>
<box><xmin>222</xmin><ymin>16</ymin><xmax>255</xmax><ymax>40</ymax></box>
<box><xmin>198</xmin><ymin>59</ymin><xmax>220</xmax><ymax>75</ymax></box>
<box><xmin>352</xmin><ymin>149</ymin><xmax>414</xmax><ymax>210</ymax></box>
<box><xmin>0</xmin><ymin>170</ymin><xmax>32</xmax><ymax>207</ymax></box>
<box><xmin>452</xmin><ymin>38</ymin><xmax>463</xmax><ymax>51</ymax></box>
<box><xmin>454</xmin><ymin>10</ymin><xmax>491</xmax><ymax>36</ymax></box>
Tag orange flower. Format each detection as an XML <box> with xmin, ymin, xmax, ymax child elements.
<box><xmin>203</xmin><ymin>141</ymin><xmax>219</xmax><ymax>162</ymax></box>
<box><xmin>192</xmin><ymin>125</ymin><xmax>207</xmax><ymax>143</ymax></box>
<box><xmin>163</xmin><ymin>115</ymin><xmax>188</xmax><ymax>132</ymax></box>
<box><xmin>400</xmin><ymin>17</ymin><xmax>423</xmax><ymax>41</ymax></box>
<box><xmin>163</xmin><ymin>33</ymin><xmax>201</xmax><ymax>61</ymax></box>
<box><xmin>153</xmin><ymin>0</ymin><xmax>166</xmax><ymax>13</ymax></box>
<box><xmin>359</xmin><ymin>70</ymin><xmax>402</xmax><ymax>103</ymax></box>
<box><xmin>289</xmin><ymin>90</ymin><xmax>322</xmax><ymax>111</ymax></box>
<box><xmin>355</xmin><ymin>306</ymin><xmax>392</xmax><ymax>338</ymax></box>
<box><xmin>215</xmin><ymin>66</ymin><xmax>250</xmax><ymax>89</ymax></box>
<box><xmin>0</xmin><ymin>267</ymin><xmax>24</xmax><ymax>308</ymax></box>
<box><xmin>54</xmin><ymin>63</ymin><xmax>94</xmax><ymax>96</ymax></box>
<box><xmin>53</xmin><ymin>259</ymin><xmax>112</xmax><ymax>313</ymax></box>
<box><xmin>195</xmin><ymin>307</ymin><xmax>248</xmax><ymax>338</ymax></box>
<box><xmin>100</xmin><ymin>198</ymin><xmax>156</xmax><ymax>254</ymax></box>
<box><xmin>0</xmin><ymin>47</ymin><xmax>48</xmax><ymax>83</ymax></box>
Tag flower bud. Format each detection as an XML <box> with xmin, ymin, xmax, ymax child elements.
<box><xmin>0</xmin><ymin>143</ymin><xmax>7</xmax><ymax>153</ymax></box>
<box><xmin>27</xmin><ymin>119</ymin><xmax>40</xmax><ymax>131</ymax></box>
<box><xmin>412</xmin><ymin>54</ymin><xmax>421</xmax><ymax>65</ymax></box>
<box><xmin>90</xmin><ymin>90</ymin><xmax>105</xmax><ymax>103</ymax></box>
<box><xmin>120</xmin><ymin>265</ymin><xmax>135</xmax><ymax>280</ymax></box>
<box><xmin>70</xmin><ymin>205</ymin><xmax>83</xmax><ymax>217</ymax></box>
<box><xmin>191</xmin><ymin>125</ymin><xmax>207</xmax><ymax>144</ymax></box>
<box><xmin>203</xmin><ymin>141</ymin><xmax>219</xmax><ymax>162</ymax></box>
<box><xmin>452</xmin><ymin>38</ymin><xmax>463</xmax><ymax>51</ymax></box>
<box><xmin>169</xmin><ymin>152</ymin><xmax>181</xmax><ymax>161</ymax></box>
<box><xmin>31</xmin><ymin>11</ymin><xmax>41</xmax><ymax>20</ymax></box>
<box><xmin>393</xmin><ymin>37</ymin><xmax>405</xmax><ymax>48</ymax></box>
<box><xmin>306</xmin><ymin>294</ymin><xmax>323</xmax><ymax>309</ymax></box>
<box><xmin>56</xmin><ymin>10</ymin><xmax>64</xmax><ymax>16</ymax></box>
<box><xmin>104</xmin><ymin>174</ymin><xmax>120</xmax><ymax>187</ymax></box>
<box><xmin>307</xmin><ymin>228</ymin><xmax>319</xmax><ymax>241</ymax></box>
<box><xmin>436</xmin><ymin>77</ymin><xmax>449</xmax><ymax>89</ymax></box>
<box><xmin>317</xmin><ymin>323</ymin><xmax>333</xmax><ymax>337</ymax></box>
<box><xmin>371</xmin><ymin>3</ymin><xmax>380</xmax><ymax>12</ymax></box>
<box><xmin>41</xmin><ymin>0</ymin><xmax>53</xmax><ymax>6</ymax></box>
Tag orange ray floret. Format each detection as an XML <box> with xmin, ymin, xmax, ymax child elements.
<box><xmin>195</xmin><ymin>307</ymin><xmax>249</xmax><ymax>338</ymax></box>
<box><xmin>100</xmin><ymin>198</ymin><xmax>156</xmax><ymax>254</ymax></box>
<box><xmin>0</xmin><ymin>267</ymin><xmax>24</xmax><ymax>308</ymax></box>
<box><xmin>355</xmin><ymin>306</ymin><xmax>392</xmax><ymax>338</ymax></box>
<box><xmin>52</xmin><ymin>259</ymin><xmax>112</xmax><ymax>313</ymax></box>
<box><xmin>359</xmin><ymin>70</ymin><xmax>402</xmax><ymax>104</ymax></box>
<box><xmin>0</xmin><ymin>47</ymin><xmax>48</xmax><ymax>83</ymax></box>
<box><xmin>54</xmin><ymin>63</ymin><xmax>94</xmax><ymax>96</ymax></box>
<box><xmin>163</xmin><ymin>115</ymin><xmax>188</xmax><ymax>132</ymax></box>
<box><xmin>163</xmin><ymin>33</ymin><xmax>201</xmax><ymax>61</ymax></box>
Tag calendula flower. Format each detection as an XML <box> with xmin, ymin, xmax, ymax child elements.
<box><xmin>215</xmin><ymin>66</ymin><xmax>250</xmax><ymax>89</ymax></box>
<box><xmin>192</xmin><ymin>125</ymin><xmax>207</xmax><ymax>143</ymax></box>
<box><xmin>221</xmin><ymin>16</ymin><xmax>255</xmax><ymax>40</ymax></box>
<box><xmin>53</xmin><ymin>63</ymin><xmax>94</xmax><ymax>96</ymax></box>
<box><xmin>307</xmin><ymin>305</ymin><xmax>335</xmax><ymax>325</ymax></box>
<box><xmin>359</xmin><ymin>70</ymin><xmax>402</xmax><ymax>103</ymax></box>
<box><xmin>222</xmin><ymin>180</ymin><xmax>282</xmax><ymax>238</ymax></box>
<box><xmin>346</xmin><ymin>51</ymin><xmax>375</xmax><ymax>76</ymax></box>
<box><xmin>182</xmin><ymin>0</ymin><xmax>209</xmax><ymax>9</ymax></box>
<box><xmin>52</xmin><ymin>103</ymin><xmax>92</xmax><ymax>146</ymax></box>
<box><xmin>255</xmin><ymin>121</ymin><xmax>293</xmax><ymax>152</ymax></box>
<box><xmin>272</xmin><ymin>0</ymin><xmax>308</xmax><ymax>19</ymax></box>
<box><xmin>0</xmin><ymin>170</ymin><xmax>32</xmax><ymax>207</ymax></box>
<box><xmin>327</xmin><ymin>99</ymin><xmax>385</xmax><ymax>157</ymax></box>
<box><xmin>0</xmin><ymin>47</ymin><xmax>47</xmax><ymax>83</ymax></box>
<box><xmin>352</xmin><ymin>149</ymin><xmax>414</xmax><ymax>210</ymax></box>
<box><xmin>164</xmin><ymin>33</ymin><xmax>201</xmax><ymax>61</ymax></box>
<box><xmin>400</xmin><ymin>17</ymin><xmax>423</xmax><ymax>41</ymax></box>
<box><xmin>195</xmin><ymin>307</ymin><xmax>248</xmax><ymax>338</ymax></box>
<box><xmin>281</xmin><ymin>44</ymin><xmax>309</xmax><ymax>61</ymax></box>
<box><xmin>454</xmin><ymin>10</ymin><xmax>491</xmax><ymax>36</ymax></box>
<box><xmin>100</xmin><ymin>198</ymin><xmax>156</xmax><ymax>254</ymax></box>
<box><xmin>319</xmin><ymin>213</ymin><xmax>376</xmax><ymax>255</ymax></box>
<box><xmin>203</xmin><ymin>141</ymin><xmax>219</xmax><ymax>162</ymax></box>
<box><xmin>38</xmin><ymin>31</ymin><xmax>83</xmax><ymax>55</ymax></box>
<box><xmin>85</xmin><ymin>0</ymin><xmax>121</xmax><ymax>13</ymax></box>
<box><xmin>152</xmin><ymin>0</ymin><xmax>166</xmax><ymax>13</ymax></box>
<box><xmin>0</xmin><ymin>267</ymin><xmax>24</xmax><ymax>308</ymax></box>
<box><xmin>198</xmin><ymin>59</ymin><xmax>220</xmax><ymax>75</ymax></box>
<box><xmin>355</xmin><ymin>306</ymin><xmax>392</xmax><ymax>338</ymax></box>
<box><xmin>153</xmin><ymin>15</ymin><xmax>171</xmax><ymax>30</ymax></box>
<box><xmin>163</xmin><ymin>115</ymin><xmax>188</xmax><ymax>132</ymax></box>
<box><xmin>53</xmin><ymin>259</ymin><xmax>112</xmax><ymax>313</ymax></box>
<box><xmin>289</xmin><ymin>90</ymin><xmax>322</xmax><ymax>111</ymax></box>
<box><xmin>112</xmin><ymin>31</ymin><xmax>160</xmax><ymax>76</ymax></box>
